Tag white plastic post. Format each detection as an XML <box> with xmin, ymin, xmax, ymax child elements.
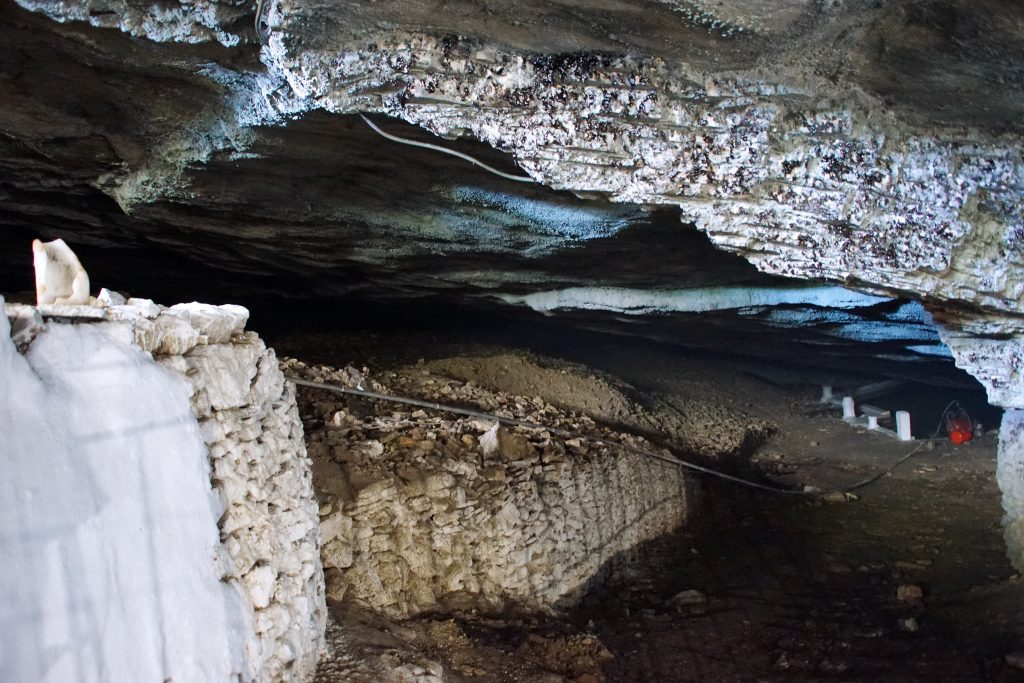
<box><xmin>896</xmin><ymin>411</ymin><xmax>912</xmax><ymax>441</ymax></box>
<box><xmin>821</xmin><ymin>385</ymin><xmax>834</xmax><ymax>403</ymax></box>
<box><xmin>842</xmin><ymin>396</ymin><xmax>856</xmax><ymax>419</ymax></box>
<box><xmin>867</xmin><ymin>415</ymin><xmax>879</xmax><ymax>430</ymax></box>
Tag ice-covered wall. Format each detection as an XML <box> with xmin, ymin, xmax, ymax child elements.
<box><xmin>1</xmin><ymin>297</ymin><xmax>325</xmax><ymax>682</ymax></box>
<box><xmin>0</xmin><ymin>300</ymin><xmax>257</xmax><ymax>682</ymax></box>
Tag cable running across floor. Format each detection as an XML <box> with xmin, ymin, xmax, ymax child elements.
<box><xmin>290</xmin><ymin>377</ymin><xmax>960</xmax><ymax>497</ymax></box>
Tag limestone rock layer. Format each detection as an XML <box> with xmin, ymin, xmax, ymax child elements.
<box><xmin>3</xmin><ymin>0</ymin><xmax>1023</xmax><ymax>408</ymax></box>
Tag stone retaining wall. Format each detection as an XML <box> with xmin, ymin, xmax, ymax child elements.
<box><xmin>290</xmin><ymin>361</ymin><xmax>692</xmax><ymax>619</ymax></box>
<box><xmin>7</xmin><ymin>299</ymin><xmax>326</xmax><ymax>682</ymax></box>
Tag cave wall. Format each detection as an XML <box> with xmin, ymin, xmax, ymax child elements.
<box><xmin>2</xmin><ymin>0</ymin><xmax>1024</xmax><ymax>576</ymax></box>
<box><xmin>998</xmin><ymin>410</ymin><xmax>1024</xmax><ymax>574</ymax></box>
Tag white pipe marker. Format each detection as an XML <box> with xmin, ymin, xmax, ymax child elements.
<box><xmin>842</xmin><ymin>396</ymin><xmax>856</xmax><ymax>420</ymax></box>
<box><xmin>896</xmin><ymin>411</ymin><xmax>913</xmax><ymax>441</ymax></box>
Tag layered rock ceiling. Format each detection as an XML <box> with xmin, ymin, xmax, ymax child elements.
<box><xmin>1</xmin><ymin>0</ymin><xmax>1022</xmax><ymax>404</ymax></box>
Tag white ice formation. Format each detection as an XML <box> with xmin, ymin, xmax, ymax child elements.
<box><xmin>1</xmin><ymin>295</ymin><xmax>326</xmax><ymax>682</ymax></box>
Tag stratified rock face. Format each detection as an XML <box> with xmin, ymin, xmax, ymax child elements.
<box><xmin>5</xmin><ymin>0</ymin><xmax>1023</xmax><ymax>409</ymax></box>
<box><xmin>998</xmin><ymin>410</ymin><xmax>1024</xmax><ymax>573</ymax></box>
<box><xmin>258</xmin><ymin>1</ymin><xmax>1024</xmax><ymax>405</ymax></box>
<box><xmin>289</xmin><ymin>360</ymin><xmax>691</xmax><ymax>618</ymax></box>
<box><xmin>7</xmin><ymin>298</ymin><xmax>328</xmax><ymax>682</ymax></box>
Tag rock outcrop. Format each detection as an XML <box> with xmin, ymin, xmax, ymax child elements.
<box><xmin>3</xmin><ymin>0</ymin><xmax>1022</xmax><ymax>408</ymax></box>
<box><xmin>998</xmin><ymin>410</ymin><xmax>1024</xmax><ymax>574</ymax></box>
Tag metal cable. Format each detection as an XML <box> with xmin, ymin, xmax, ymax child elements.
<box><xmin>359</xmin><ymin>115</ymin><xmax>536</xmax><ymax>184</ymax></box>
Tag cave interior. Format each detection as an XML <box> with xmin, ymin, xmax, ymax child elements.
<box><xmin>2</xmin><ymin>0</ymin><xmax>1024</xmax><ymax>680</ymax></box>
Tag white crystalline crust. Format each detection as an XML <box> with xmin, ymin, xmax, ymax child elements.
<box><xmin>998</xmin><ymin>410</ymin><xmax>1024</xmax><ymax>574</ymax></box>
<box><xmin>13</xmin><ymin>0</ymin><xmax>246</xmax><ymax>46</ymax></box>
<box><xmin>498</xmin><ymin>285</ymin><xmax>889</xmax><ymax>315</ymax></box>
<box><xmin>2</xmin><ymin>297</ymin><xmax>326</xmax><ymax>682</ymax></box>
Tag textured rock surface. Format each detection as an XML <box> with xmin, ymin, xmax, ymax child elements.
<box><xmin>1</xmin><ymin>0</ymin><xmax>1022</xmax><ymax>408</ymax></box>
<box><xmin>2</xmin><ymin>0</ymin><xmax>1023</xmax><ymax>588</ymax></box>
<box><xmin>6</xmin><ymin>298</ymin><xmax>327</xmax><ymax>681</ymax></box>
<box><xmin>287</xmin><ymin>359</ymin><xmax>691</xmax><ymax>618</ymax></box>
<box><xmin>998</xmin><ymin>410</ymin><xmax>1024</xmax><ymax>573</ymax></box>
<box><xmin>258</xmin><ymin>4</ymin><xmax>1023</xmax><ymax>406</ymax></box>
<box><xmin>168</xmin><ymin>334</ymin><xmax>326</xmax><ymax>682</ymax></box>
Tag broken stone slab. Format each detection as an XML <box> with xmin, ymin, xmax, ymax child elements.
<box><xmin>185</xmin><ymin>339</ymin><xmax>266</xmax><ymax>411</ymax></box>
<box><xmin>168</xmin><ymin>302</ymin><xmax>249</xmax><ymax>344</ymax></box>
<box><xmin>897</xmin><ymin>617</ymin><xmax>919</xmax><ymax>633</ymax></box>
<box><xmin>35</xmin><ymin>303</ymin><xmax>107</xmax><ymax>320</ymax></box>
<box><xmin>96</xmin><ymin>288</ymin><xmax>127</xmax><ymax>306</ymax></box>
<box><xmin>125</xmin><ymin>297</ymin><xmax>162</xmax><ymax>318</ymax></box>
<box><xmin>134</xmin><ymin>314</ymin><xmax>201</xmax><ymax>355</ymax></box>
<box><xmin>4</xmin><ymin>303</ymin><xmax>44</xmax><ymax>351</ymax></box>
<box><xmin>666</xmin><ymin>589</ymin><xmax>707</xmax><ymax>610</ymax></box>
<box><xmin>895</xmin><ymin>584</ymin><xmax>923</xmax><ymax>602</ymax></box>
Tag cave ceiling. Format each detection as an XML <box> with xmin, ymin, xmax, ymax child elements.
<box><xmin>1</xmin><ymin>0</ymin><xmax>1022</xmax><ymax>401</ymax></box>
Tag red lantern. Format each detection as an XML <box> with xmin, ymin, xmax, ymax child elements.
<box><xmin>945</xmin><ymin>406</ymin><xmax>973</xmax><ymax>445</ymax></box>
<box><xmin>948</xmin><ymin>426</ymin><xmax>971</xmax><ymax>445</ymax></box>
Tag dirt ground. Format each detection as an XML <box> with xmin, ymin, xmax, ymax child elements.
<box><xmin>275</xmin><ymin>331</ymin><xmax>1024</xmax><ymax>682</ymax></box>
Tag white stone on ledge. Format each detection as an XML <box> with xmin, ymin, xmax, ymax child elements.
<box><xmin>32</xmin><ymin>237</ymin><xmax>90</xmax><ymax>305</ymax></box>
<box><xmin>169</xmin><ymin>302</ymin><xmax>249</xmax><ymax>344</ymax></box>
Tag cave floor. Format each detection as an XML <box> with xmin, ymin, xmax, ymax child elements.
<box><xmin>283</xmin><ymin>333</ymin><xmax>1024</xmax><ymax>682</ymax></box>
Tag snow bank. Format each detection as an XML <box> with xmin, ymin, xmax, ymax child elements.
<box><xmin>1</xmin><ymin>295</ymin><xmax>326</xmax><ymax>682</ymax></box>
<box><xmin>498</xmin><ymin>285</ymin><xmax>890</xmax><ymax>315</ymax></box>
<box><xmin>0</xmin><ymin>299</ymin><xmax>257</xmax><ymax>682</ymax></box>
